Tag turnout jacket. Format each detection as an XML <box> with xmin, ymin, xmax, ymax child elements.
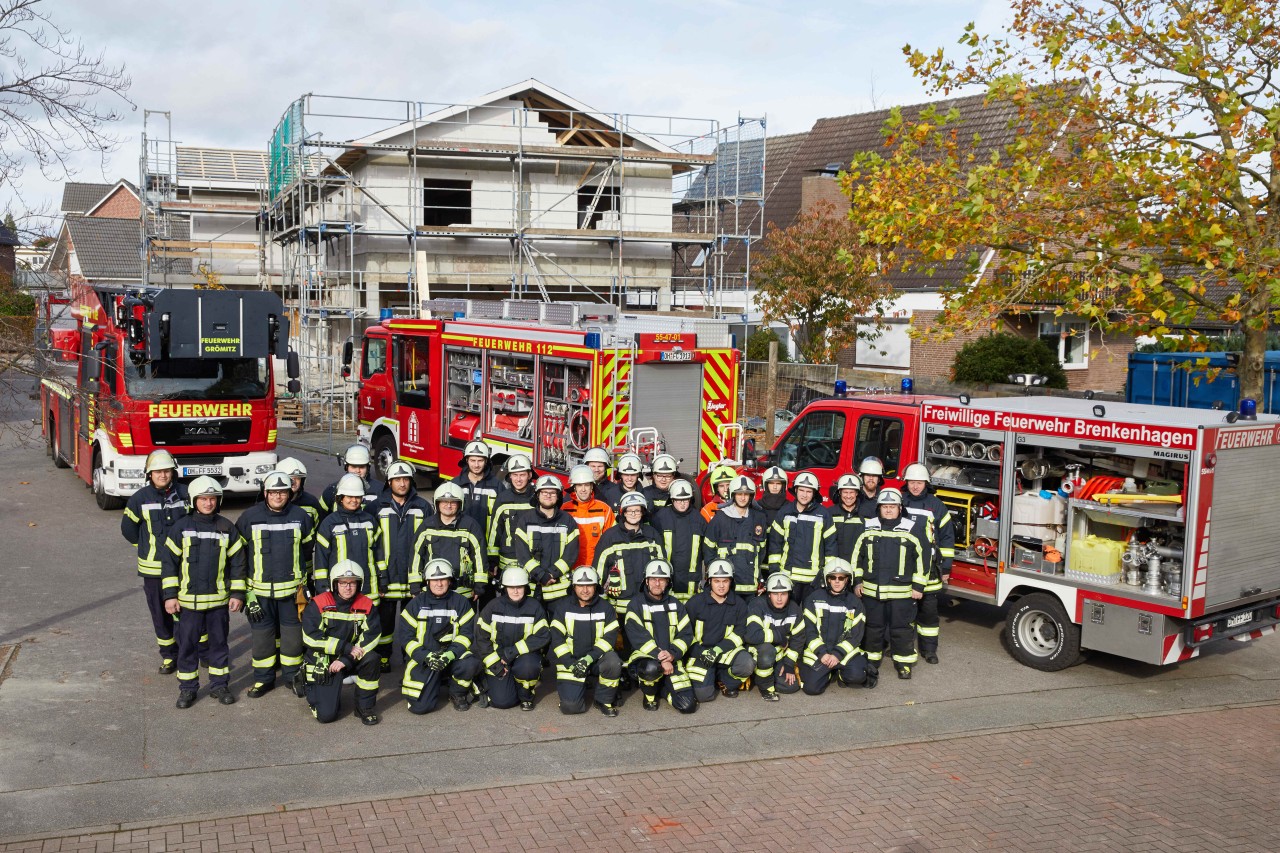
<box><xmin>852</xmin><ymin>517</ymin><xmax>928</xmax><ymax>599</ymax></box>
<box><xmin>513</xmin><ymin>507</ymin><xmax>581</xmax><ymax>601</ymax></box>
<box><xmin>593</xmin><ymin>478</ymin><xmax>622</xmax><ymax>511</ymax></box>
<box><xmin>800</xmin><ymin>586</ymin><xmax>866</xmax><ymax>666</ymax></box>
<box><xmin>562</xmin><ymin>494</ymin><xmax>615</xmax><ymax>570</ymax></box>
<box><xmin>684</xmin><ymin>590</ymin><xmax>748</xmax><ymax>659</ymax></box>
<box><xmin>314</xmin><ymin>506</ymin><xmax>385</xmax><ymax>599</ymax></box>
<box><xmin>396</xmin><ymin>587</ymin><xmax>476</xmax><ymax>699</ymax></box>
<box><xmin>160</xmin><ymin>511</ymin><xmax>246</xmax><ymax>610</ymax></box>
<box><xmin>374</xmin><ymin>488</ymin><xmax>434</xmax><ymax>599</ymax></box>
<box><xmin>453</xmin><ymin>462</ymin><xmax>502</xmax><ymax>543</ymax></box>
<box><xmin>122</xmin><ymin>482</ymin><xmax>189</xmax><ymax>577</ymax></box>
<box><xmin>753</xmin><ymin>491</ymin><xmax>789</xmax><ymax>528</ymax></box>
<box><xmin>702</xmin><ymin>505</ymin><xmax>769</xmax><ymax>596</ymax></box>
<box><xmin>651</xmin><ymin>504</ymin><xmax>706</xmax><ymax>600</ymax></box>
<box><xmin>856</xmin><ymin>488</ymin><xmax>882</xmax><ymax>519</ymax></box>
<box><xmin>744</xmin><ymin>595</ymin><xmax>804</xmax><ymax>667</ymax></box>
<box><xmin>291</xmin><ymin>489</ymin><xmax>325</xmax><ymax>528</ymax></box>
<box><xmin>830</xmin><ymin>504</ymin><xmax>867</xmax><ymax>565</ymax></box>
<box><xmin>625</xmin><ymin>591</ymin><xmax>693</xmax><ymax>663</ymax></box>
<box><xmin>767</xmin><ymin>500</ymin><xmax>836</xmax><ymax>584</ymax></box>
<box><xmin>489</xmin><ymin>486</ymin><xmax>535</xmax><ymax>566</ymax></box>
<box><xmin>902</xmin><ymin>490</ymin><xmax>955</xmax><ymax>591</ymax></box>
<box><xmin>320</xmin><ymin>474</ymin><xmax>384</xmax><ymax>516</ymax></box>
<box><xmin>301</xmin><ymin>590</ymin><xmax>380</xmax><ymax>669</ymax></box>
<box><xmin>549</xmin><ymin>593</ymin><xmax>619</xmax><ymax>668</ymax></box>
<box><xmin>411</xmin><ymin>513</ymin><xmax>486</xmax><ymax>592</ymax></box>
<box><xmin>235</xmin><ymin>501</ymin><xmax>314</xmax><ymax>598</ymax></box>
<box><xmin>476</xmin><ymin>594</ymin><xmax>550</xmax><ymax>669</ymax></box>
<box><xmin>594</xmin><ymin>523</ymin><xmax>664</xmax><ymax>613</ymax></box>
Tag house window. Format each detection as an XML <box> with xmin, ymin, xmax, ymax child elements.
<box><xmin>1039</xmin><ymin>318</ymin><xmax>1089</xmax><ymax>369</ymax></box>
<box><xmin>423</xmin><ymin>179</ymin><xmax>471</xmax><ymax>227</ymax></box>
<box><xmin>577</xmin><ymin>184</ymin><xmax>619</xmax><ymax>229</ymax></box>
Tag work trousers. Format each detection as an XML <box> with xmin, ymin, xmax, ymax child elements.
<box><xmin>483</xmin><ymin>654</ymin><xmax>542</xmax><ymax>709</ymax></box>
<box><xmin>916</xmin><ymin>591</ymin><xmax>941</xmax><ymax>655</ymax></box>
<box><xmin>405</xmin><ymin>655</ymin><xmax>483</xmax><ymax>715</ymax></box>
<box><xmin>307</xmin><ymin>653</ymin><xmax>380</xmax><ymax>723</ymax></box>
<box><xmin>376</xmin><ymin>597</ymin><xmax>408</xmax><ymax>665</ymax></box>
<box><xmin>864</xmin><ymin>597</ymin><xmax>918</xmax><ymax>666</ymax></box>
<box><xmin>687</xmin><ymin>648</ymin><xmax>753</xmax><ymax>702</ymax></box>
<box><xmin>800</xmin><ymin>653</ymin><xmax>868</xmax><ymax>694</ymax></box>
<box><xmin>142</xmin><ymin>576</ymin><xmax>176</xmax><ymax>663</ymax></box>
<box><xmin>556</xmin><ymin>651</ymin><xmax>622</xmax><ymax>714</ymax></box>
<box><xmin>748</xmin><ymin>644</ymin><xmax>800</xmax><ymax>695</ymax></box>
<box><xmin>175</xmin><ymin>606</ymin><xmax>230</xmax><ymax>692</ymax></box>
<box><xmin>632</xmin><ymin>656</ymin><xmax>697</xmax><ymax>713</ymax></box>
<box><xmin>250</xmin><ymin>596</ymin><xmax>303</xmax><ymax>687</ymax></box>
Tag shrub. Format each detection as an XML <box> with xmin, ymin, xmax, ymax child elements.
<box><xmin>952</xmin><ymin>333</ymin><xmax>1068</xmax><ymax>388</ymax></box>
<box><xmin>745</xmin><ymin>328</ymin><xmax>790</xmax><ymax>363</ymax></box>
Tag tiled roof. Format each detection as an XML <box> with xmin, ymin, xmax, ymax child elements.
<box><xmin>64</xmin><ymin>216</ymin><xmax>142</xmax><ymax>280</ymax></box>
<box><xmin>0</xmin><ymin>223</ymin><xmax>18</xmax><ymax>247</ymax></box>
<box><xmin>60</xmin><ymin>182</ymin><xmax>114</xmax><ymax>213</ymax></box>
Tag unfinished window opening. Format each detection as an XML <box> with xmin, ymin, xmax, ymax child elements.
<box><xmin>577</xmin><ymin>184</ymin><xmax>619</xmax><ymax>229</ymax></box>
<box><xmin>423</xmin><ymin>178</ymin><xmax>472</xmax><ymax>227</ymax></box>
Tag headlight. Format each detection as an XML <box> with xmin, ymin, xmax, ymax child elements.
<box><xmin>255</xmin><ymin>464</ymin><xmax>275</xmax><ymax>474</ymax></box>
<box><xmin>118</xmin><ymin>468</ymin><xmax>145</xmax><ymax>479</ymax></box>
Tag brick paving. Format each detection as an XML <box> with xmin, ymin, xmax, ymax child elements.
<box><xmin>6</xmin><ymin>704</ymin><xmax>1280</xmax><ymax>852</ymax></box>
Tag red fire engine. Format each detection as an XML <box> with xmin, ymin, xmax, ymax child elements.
<box><xmin>349</xmin><ymin>300</ymin><xmax>740</xmax><ymax>482</ymax></box>
<box><xmin>40</xmin><ymin>283</ymin><xmax>299</xmax><ymax>508</ymax></box>
<box><xmin>748</xmin><ymin>392</ymin><xmax>1280</xmax><ymax>669</ymax></box>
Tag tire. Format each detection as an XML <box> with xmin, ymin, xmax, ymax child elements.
<box><xmin>371</xmin><ymin>433</ymin><xmax>399</xmax><ymax>482</ymax></box>
<box><xmin>1005</xmin><ymin>592</ymin><xmax>1083</xmax><ymax>671</ymax></box>
<box><xmin>93</xmin><ymin>450</ymin><xmax>126</xmax><ymax>510</ymax></box>
<box><xmin>51</xmin><ymin>415</ymin><xmax>69</xmax><ymax>469</ymax></box>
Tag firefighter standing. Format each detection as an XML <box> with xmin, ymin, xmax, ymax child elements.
<box><xmin>488</xmin><ymin>454</ymin><xmax>536</xmax><ymax>589</ymax></box>
<box><xmin>397</xmin><ymin>559</ymin><xmax>481</xmax><ymax>713</ymax></box>
<box><xmin>475</xmin><ymin>567</ymin><xmax>550</xmax><ymax>711</ymax></box>
<box><xmin>121</xmin><ymin>449</ymin><xmax>188</xmax><ymax>674</ymax></box>
<box><xmin>236</xmin><ymin>471</ymin><xmax>314</xmax><ymax>698</ymax></box>
<box><xmin>799</xmin><ymin>559</ymin><xmax>869</xmax><ymax>693</ymax></box>
<box><xmin>641</xmin><ymin>453</ymin><xmax>681</xmax><ymax>512</ymax></box>
<box><xmin>314</xmin><ymin>473</ymin><xmax>386</xmax><ymax>601</ymax></box>
<box><xmin>320</xmin><ymin>443</ymin><xmax>383</xmax><ymax>516</ymax></box>
<box><xmin>650</xmin><ymin>479</ymin><xmax>705</xmax><ymax>602</ymax></box>
<box><xmin>902</xmin><ymin>463</ymin><xmax>955</xmax><ymax>665</ymax></box>
<box><xmin>755</xmin><ymin>466</ymin><xmax>789</xmax><ymax>526</ymax></box>
<box><xmin>549</xmin><ymin>566</ymin><xmax>623</xmax><ymax>716</ymax></box>
<box><xmin>583</xmin><ymin>446</ymin><xmax>621</xmax><ymax>509</ymax></box>
<box><xmin>453</xmin><ymin>440</ymin><xmax>502</xmax><ymax>543</ymax></box>
<box><xmin>275</xmin><ymin>457</ymin><xmax>324</xmax><ymax>527</ymax></box>
<box><xmin>410</xmin><ymin>481</ymin><xmax>486</xmax><ymax>598</ymax></box>
<box><xmin>613</xmin><ymin>453</ymin><xmax>645</xmax><ymax>508</ymax></box>
<box><xmin>625</xmin><ymin>559</ymin><xmax>697</xmax><ymax>714</ymax></box>
<box><xmin>703</xmin><ymin>475</ymin><xmax>769</xmax><ymax>602</ymax></box>
<box><xmin>562</xmin><ymin>465</ymin><xmax>615</xmax><ymax>571</ymax></box>
<box><xmin>299</xmin><ymin>560</ymin><xmax>381</xmax><ymax>725</ymax></box>
<box><xmin>856</xmin><ymin>457</ymin><xmax>885</xmax><ymax>518</ymax></box>
<box><xmin>853</xmin><ymin>488</ymin><xmax>927</xmax><ymax>680</ymax></box>
<box><xmin>513</xmin><ymin>475</ymin><xmax>581</xmax><ymax>603</ymax></box>
<box><xmin>684</xmin><ymin>560</ymin><xmax>754</xmax><ymax>702</ymax></box>
<box><xmin>161</xmin><ymin>476</ymin><xmax>245</xmax><ymax>709</ymax></box>
<box><xmin>744</xmin><ymin>572</ymin><xmax>805</xmax><ymax>699</ymax></box>
<box><xmin>830</xmin><ymin>473</ymin><xmax>866</xmax><ymax>564</ymax></box>
<box><xmin>373</xmin><ymin>461</ymin><xmax>434</xmax><ymax>669</ymax></box>
<box><xmin>768</xmin><ymin>470</ymin><xmax>836</xmax><ymax>602</ymax></box>
<box><xmin>700</xmin><ymin>465</ymin><xmax>735</xmax><ymax>522</ymax></box>
<box><xmin>595</xmin><ymin>492</ymin><xmax>664</xmax><ymax>616</ymax></box>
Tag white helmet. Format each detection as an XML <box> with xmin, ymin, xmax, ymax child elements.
<box><xmin>706</xmin><ymin>559</ymin><xmax>734</xmax><ymax>579</ymax></box>
<box><xmin>571</xmin><ymin>565</ymin><xmax>599</xmax><ymax>586</ymax></box>
<box><xmin>435</xmin><ymin>481</ymin><xmax>465</xmax><ymax>504</ymax></box>
<box><xmin>903</xmin><ymin>463</ymin><xmax>931</xmax><ymax>483</ymax></box>
<box><xmin>329</xmin><ymin>560</ymin><xmax>365</xmax><ymax>584</ymax></box>
<box><xmin>792</xmin><ymin>471</ymin><xmax>820</xmax><ymax>492</ymax></box>
<box><xmin>423</xmin><ymin>558</ymin><xmax>454</xmax><ymax>580</ymax></box>
<box><xmin>276</xmin><ymin>457</ymin><xmax>307</xmax><ymax>478</ymax></box>
<box><xmin>859</xmin><ymin>457</ymin><xmax>885</xmax><ymax>477</ymax></box>
<box><xmin>877</xmin><ymin>487</ymin><xmax>904</xmax><ymax>506</ymax></box>
<box><xmin>262</xmin><ymin>471</ymin><xmax>292</xmax><ymax>492</ymax></box>
<box><xmin>730</xmin><ymin>474</ymin><xmax>756</xmax><ymax>495</ymax></box>
<box><xmin>617</xmin><ymin>492</ymin><xmax>648</xmax><ymax>512</ymax></box>
<box><xmin>464</xmin><ymin>440</ymin><xmax>491</xmax><ymax>459</ymax></box>
<box><xmin>668</xmin><ymin>479</ymin><xmax>695</xmax><ymax>501</ymax></box>
<box><xmin>343</xmin><ymin>443</ymin><xmax>371</xmax><ymax>467</ymax></box>
<box><xmin>583</xmin><ymin>447</ymin><xmax>611</xmax><ymax>466</ymax></box>
<box><xmin>616</xmin><ymin>453</ymin><xmax>644</xmax><ymax>476</ymax></box>
<box><xmin>645</xmin><ymin>559</ymin><xmax>673</xmax><ymax>579</ymax></box>
<box><xmin>651</xmin><ymin>454</ymin><xmax>678</xmax><ymax>475</ymax></box>
<box><xmin>145</xmin><ymin>449</ymin><xmax>177</xmax><ymax>474</ymax></box>
<box><xmin>385</xmin><ymin>461</ymin><xmax>415</xmax><ymax>481</ymax></box>
<box><xmin>765</xmin><ymin>572</ymin><xmax>794</xmax><ymax>593</ymax></box>
<box><xmin>188</xmin><ymin>476</ymin><xmax>223</xmax><ymax>499</ymax></box>
<box><xmin>534</xmin><ymin>474</ymin><xmax>563</xmax><ymax>494</ymax></box>
<box><xmin>835</xmin><ymin>473</ymin><xmax>862</xmax><ymax>491</ymax></box>
<box><xmin>501</xmin><ymin>567</ymin><xmax>530</xmax><ymax>587</ymax></box>
<box><xmin>335</xmin><ymin>473</ymin><xmax>366</xmax><ymax>498</ymax></box>
<box><xmin>568</xmin><ymin>465</ymin><xmax>595</xmax><ymax>487</ymax></box>
<box><xmin>824</xmin><ymin>558</ymin><xmax>854</xmax><ymax>581</ymax></box>
<box><xmin>762</xmin><ymin>466</ymin><xmax>787</xmax><ymax>483</ymax></box>
<box><xmin>505</xmin><ymin>454</ymin><xmax>533</xmax><ymax>476</ymax></box>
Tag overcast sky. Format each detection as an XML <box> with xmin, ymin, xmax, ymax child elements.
<box><xmin>6</xmin><ymin>0</ymin><xmax>1011</xmax><ymax>232</ymax></box>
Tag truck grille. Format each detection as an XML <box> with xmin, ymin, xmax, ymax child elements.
<box><xmin>150</xmin><ymin>418</ymin><xmax>252</xmax><ymax>446</ymax></box>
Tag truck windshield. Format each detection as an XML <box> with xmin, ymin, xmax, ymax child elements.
<box><xmin>124</xmin><ymin>358</ymin><xmax>269</xmax><ymax>401</ymax></box>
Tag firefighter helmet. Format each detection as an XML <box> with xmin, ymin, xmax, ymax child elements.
<box><xmin>792</xmin><ymin>471</ymin><xmax>820</xmax><ymax>492</ymax></box>
<box><xmin>145</xmin><ymin>449</ymin><xmax>177</xmax><ymax>474</ymax></box>
<box><xmin>534</xmin><ymin>474</ymin><xmax>562</xmax><ymax>493</ymax></box>
<box><xmin>568</xmin><ymin>465</ymin><xmax>595</xmax><ymax>487</ymax></box>
<box><xmin>463</xmin><ymin>440</ymin><xmax>491</xmax><ymax>460</ymax></box>
<box><xmin>824</xmin><ymin>558</ymin><xmax>854</xmax><ymax>581</ymax></box>
<box><xmin>571</xmin><ymin>565</ymin><xmax>599</xmax><ymax>586</ymax></box>
<box><xmin>262</xmin><ymin>471</ymin><xmax>292</xmax><ymax>493</ymax></box>
<box><xmin>645</xmin><ymin>559</ymin><xmax>673</xmax><ymax>579</ymax></box>
<box><xmin>706</xmin><ymin>559</ymin><xmax>734</xmax><ymax>579</ymax></box>
<box><xmin>765</xmin><ymin>572</ymin><xmax>794</xmax><ymax>593</ymax></box>
<box><xmin>762</xmin><ymin>465</ymin><xmax>787</xmax><ymax>483</ymax></box>
<box><xmin>583</xmin><ymin>447</ymin><xmax>611</xmax><ymax>466</ymax></box>
<box><xmin>385</xmin><ymin>461</ymin><xmax>415</xmax><ymax>481</ymax></box>
<box><xmin>434</xmin><ymin>481</ymin><xmax>464</xmax><ymax>504</ymax></box>
<box><xmin>276</xmin><ymin>457</ymin><xmax>307</xmax><ymax>478</ymax></box>
<box><xmin>730</xmin><ymin>474</ymin><xmax>756</xmax><ymax>495</ymax></box>
<box><xmin>651</xmin><ymin>454</ymin><xmax>678</xmax><ymax>475</ymax></box>
<box><xmin>877</xmin><ymin>487</ymin><xmax>904</xmax><ymax>506</ymax></box>
<box><xmin>668</xmin><ymin>479</ymin><xmax>695</xmax><ymax>501</ymax></box>
<box><xmin>615</xmin><ymin>453</ymin><xmax>643</xmax><ymax>476</ymax></box>
<box><xmin>335</xmin><ymin>473</ymin><xmax>366</xmax><ymax>498</ymax></box>
<box><xmin>329</xmin><ymin>560</ymin><xmax>365</xmax><ymax>584</ymax></box>
<box><xmin>617</xmin><ymin>491</ymin><xmax>648</xmax><ymax>512</ymax></box>
<box><xmin>859</xmin><ymin>457</ymin><xmax>885</xmax><ymax>477</ymax></box>
<box><xmin>505</xmin><ymin>454</ymin><xmax>533</xmax><ymax>476</ymax></box>
<box><xmin>343</xmin><ymin>443</ymin><xmax>371</xmax><ymax>467</ymax></box>
<box><xmin>188</xmin><ymin>476</ymin><xmax>223</xmax><ymax>499</ymax></box>
<box><xmin>423</xmin><ymin>559</ymin><xmax>453</xmax><ymax>580</ymax></box>
<box><xmin>835</xmin><ymin>473</ymin><xmax>862</xmax><ymax>492</ymax></box>
<box><xmin>501</xmin><ymin>567</ymin><xmax>530</xmax><ymax>588</ymax></box>
<box><xmin>709</xmin><ymin>466</ymin><xmax>735</xmax><ymax>488</ymax></box>
<box><xmin>903</xmin><ymin>463</ymin><xmax>931</xmax><ymax>483</ymax></box>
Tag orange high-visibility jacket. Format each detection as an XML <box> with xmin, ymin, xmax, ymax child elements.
<box><xmin>562</xmin><ymin>497</ymin><xmax>615</xmax><ymax>569</ymax></box>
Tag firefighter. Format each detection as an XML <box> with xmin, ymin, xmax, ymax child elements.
<box><xmin>513</xmin><ymin>475</ymin><xmax>581</xmax><ymax>603</ymax></box>
<box><xmin>625</xmin><ymin>559</ymin><xmax>697</xmax><ymax>714</ymax></box>
<box><xmin>453</xmin><ymin>440</ymin><xmax>502</xmax><ymax>542</ymax></box>
<box><xmin>161</xmin><ymin>476</ymin><xmax>246</xmax><ymax>709</ymax></box>
<box><xmin>768</xmin><ymin>470</ymin><xmax>837</xmax><ymax>602</ymax></box>
<box><xmin>642</xmin><ymin>453</ymin><xmax>681</xmax><ymax>511</ymax></box>
<box><xmin>475</xmin><ymin>567</ymin><xmax>550</xmax><ymax>711</ymax></box>
<box><xmin>121</xmin><ymin>449</ymin><xmax>188</xmax><ymax>674</ymax></box>
<box><xmin>276</xmin><ymin>457</ymin><xmax>324</xmax><ymax>526</ymax></box>
<box><xmin>373</xmin><ymin>460</ymin><xmax>434</xmax><ymax>670</ymax></box>
<box><xmin>320</xmin><ymin>443</ymin><xmax>383</xmax><ymax>516</ymax></box>
<box><xmin>397</xmin><ymin>559</ymin><xmax>481</xmax><ymax>713</ymax></box>
<box><xmin>685</xmin><ymin>560</ymin><xmax>753</xmax><ymax>701</ymax></box>
<box><xmin>489</xmin><ymin>454</ymin><xmax>536</xmax><ymax>585</ymax></box>
<box><xmin>743</xmin><ymin>572</ymin><xmax>805</xmax><ymax>700</ymax></box>
<box><xmin>549</xmin><ymin>566</ymin><xmax>623</xmax><ymax>716</ymax></box>
<box><xmin>902</xmin><ymin>463</ymin><xmax>955</xmax><ymax>665</ymax></box>
<box><xmin>703</xmin><ymin>474</ymin><xmax>768</xmax><ymax>602</ymax></box>
<box><xmin>595</xmin><ymin>492</ymin><xmax>664</xmax><ymax>616</ymax></box>
<box><xmin>583</xmin><ymin>446</ymin><xmax>621</xmax><ymax>509</ymax></box>
<box><xmin>755</xmin><ymin>466</ymin><xmax>789</xmax><ymax>526</ymax></box>
<box><xmin>830</xmin><ymin>473</ymin><xmax>867</xmax><ymax>565</ymax></box>
<box><xmin>700</xmin><ymin>465</ymin><xmax>735</xmax><ymax>522</ymax></box>
<box><xmin>236</xmin><ymin>470</ymin><xmax>315</xmax><ymax>698</ymax></box>
<box><xmin>799</xmin><ymin>558</ymin><xmax>869</xmax><ymax>693</ymax></box>
<box><xmin>651</xmin><ymin>479</ymin><xmax>705</xmax><ymax>602</ymax></box>
<box><xmin>410</xmin><ymin>481</ymin><xmax>486</xmax><ymax>599</ymax></box>
<box><xmin>853</xmin><ymin>488</ymin><xmax>927</xmax><ymax>680</ymax></box>
<box><xmin>563</xmin><ymin>464</ymin><xmax>615</xmax><ymax>570</ymax></box>
<box><xmin>314</xmin><ymin>473</ymin><xmax>386</xmax><ymax>602</ymax></box>
<box><xmin>299</xmin><ymin>561</ymin><xmax>381</xmax><ymax>725</ymax></box>
<box><xmin>613</xmin><ymin>452</ymin><xmax>645</xmax><ymax>508</ymax></box>
<box><xmin>856</xmin><ymin>457</ymin><xmax>885</xmax><ymax>518</ymax></box>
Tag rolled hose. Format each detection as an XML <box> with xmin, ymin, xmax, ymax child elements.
<box><xmin>986</xmin><ymin>444</ymin><xmax>1002</xmax><ymax>462</ymax></box>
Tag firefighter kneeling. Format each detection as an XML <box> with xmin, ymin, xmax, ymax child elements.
<box><xmin>397</xmin><ymin>558</ymin><xmax>481</xmax><ymax>713</ymax></box>
<box><xmin>799</xmin><ymin>559</ymin><xmax>869</xmax><ymax>693</ymax></box>
<box><xmin>549</xmin><ymin>566</ymin><xmax>623</xmax><ymax>716</ymax></box>
<box><xmin>624</xmin><ymin>559</ymin><xmax>697</xmax><ymax>714</ymax></box>
<box><xmin>475</xmin><ymin>567</ymin><xmax>550</xmax><ymax>711</ymax></box>
<box><xmin>744</xmin><ymin>572</ymin><xmax>804</xmax><ymax>699</ymax></box>
<box><xmin>299</xmin><ymin>560</ymin><xmax>381</xmax><ymax>725</ymax></box>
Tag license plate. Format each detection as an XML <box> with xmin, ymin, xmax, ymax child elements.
<box><xmin>1226</xmin><ymin>612</ymin><xmax>1254</xmax><ymax>628</ymax></box>
<box><xmin>182</xmin><ymin>465</ymin><xmax>222</xmax><ymax>477</ymax></box>
<box><xmin>659</xmin><ymin>350</ymin><xmax>693</xmax><ymax>362</ymax></box>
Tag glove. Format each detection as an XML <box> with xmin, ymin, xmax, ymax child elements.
<box><xmin>487</xmin><ymin>660</ymin><xmax>506</xmax><ymax>678</ymax></box>
<box><xmin>699</xmin><ymin>648</ymin><xmax>719</xmax><ymax>665</ymax></box>
<box><xmin>571</xmin><ymin>657</ymin><xmax>591</xmax><ymax>678</ymax></box>
<box><xmin>377</xmin><ymin>573</ymin><xmax>390</xmax><ymax>592</ymax></box>
<box><xmin>409</xmin><ymin>583</ymin><xmax>422</xmax><ymax>596</ymax></box>
<box><xmin>245</xmin><ymin>600</ymin><xmax>265</xmax><ymax>624</ymax></box>
<box><xmin>473</xmin><ymin>582</ymin><xmax>491</xmax><ymax>600</ymax></box>
<box><xmin>500</xmin><ymin>646</ymin><xmax>518</xmax><ymax>664</ymax></box>
<box><xmin>427</xmin><ymin>653</ymin><xmax>449</xmax><ymax>672</ymax></box>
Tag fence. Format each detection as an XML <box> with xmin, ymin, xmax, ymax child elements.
<box><xmin>741</xmin><ymin>360</ymin><xmax>839</xmax><ymax>429</ymax></box>
<box><xmin>276</xmin><ymin>354</ymin><xmax>357</xmax><ymax>452</ymax></box>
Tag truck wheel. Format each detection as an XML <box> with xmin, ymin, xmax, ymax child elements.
<box><xmin>51</xmin><ymin>415</ymin><xmax>69</xmax><ymax>469</ymax></box>
<box><xmin>93</xmin><ymin>450</ymin><xmax>126</xmax><ymax>510</ymax></box>
<box><xmin>371</xmin><ymin>434</ymin><xmax>398</xmax><ymax>482</ymax></box>
<box><xmin>1006</xmin><ymin>593</ymin><xmax>1082</xmax><ymax>671</ymax></box>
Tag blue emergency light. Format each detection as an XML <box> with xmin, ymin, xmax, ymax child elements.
<box><xmin>1241</xmin><ymin>398</ymin><xmax>1258</xmax><ymax>420</ymax></box>
<box><xmin>901</xmin><ymin>377</ymin><xmax>913</xmax><ymax>394</ymax></box>
<box><xmin>834</xmin><ymin>380</ymin><xmax>847</xmax><ymax>397</ymax></box>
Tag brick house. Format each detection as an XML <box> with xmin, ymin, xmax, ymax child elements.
<box><xmin>47</xmin><ymin>181</ymin><xmax>145</xmax><ymax>287</ymax></box>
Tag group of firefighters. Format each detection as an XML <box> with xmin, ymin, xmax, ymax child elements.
<box><xmin>122</xmin><ymin>438</ymin><xmax>954</xmax><ymax>725</ymax></box>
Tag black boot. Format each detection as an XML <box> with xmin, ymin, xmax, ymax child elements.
<box><xmin>175</xmin><ymin>690</ymin><xmax>197</xmax><ymax>709</ymax></box>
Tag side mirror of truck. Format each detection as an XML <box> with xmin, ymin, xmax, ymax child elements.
<box><xmin>341</xmin><ymin>365</ymin><xmax>352</xmax><ymax>380</ymax></box>
<box><xmin>286</xmin><ymin>350</ymin><xmax>300</xmax><ymax>380</ymax></box>
<box><xmin>341</xmin><ymin>340</ymin><xmax>354</xmax><ymax>368</ymax></box>
<box><xmin>287</xmin><ymin>379</ymin><xmax>301</xmax><ymax>394</ymax></box>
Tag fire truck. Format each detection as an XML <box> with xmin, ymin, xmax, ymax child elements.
<box><xmin>748</xmin><ymin>392</ymin><xmax>1280</xmax><ymax>669</ymax></box>
<box><xmin>40</xmin><ymin>283</ymin><xmax>299</xmax><ymax>509</ymax></box>
<box><xmin>348</xmin><ymin>300</ymin><xmax>740</xmax><ymax>482</ymax></box>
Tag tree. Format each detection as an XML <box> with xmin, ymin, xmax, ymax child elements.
<box><xmin>953</xmin><ymin>334</ymin><xmax>1068</xmax><ymax>388</ymax></box>
<box><xmin>844</xmin><ymin>0</ymin><xmax>1280</xmax><ymax>399</ymax></box>
<box><xmin>744</xmin><ymin>328</ymin><xmax>790</xmax><ymax>362</ymax></box>
<box><xmin>753</xmin><ymin>200</ymin><xmax>893</xmax><ymax>363</ymax></box>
